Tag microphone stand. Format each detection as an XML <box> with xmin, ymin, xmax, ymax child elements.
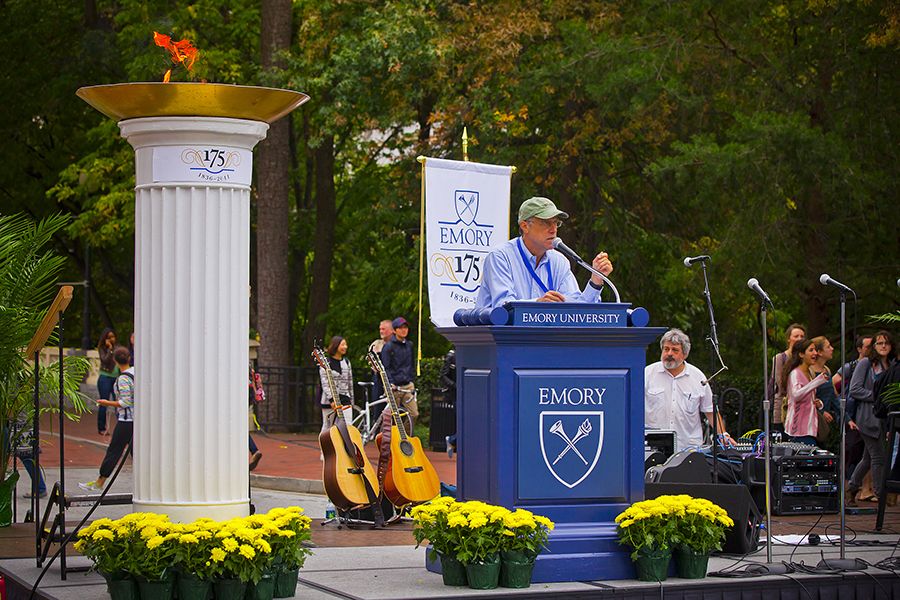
<box><xmin>757</xmin><ymin>299</ymin><xmax>787</xmax><ymax>573</ymax></box>
<box><xmin>698</xmin><ymin>261</ymin><xmax>727</xmax><ymax>483</ymax></box>
<box><xmin>819</xmin><ymin>289</ymin><xmax>856</xmax><ymax>570</ymax></box>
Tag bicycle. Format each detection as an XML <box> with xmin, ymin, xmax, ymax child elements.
<box><xmin>351</xmin><ymin>381</ymin><xmax>414</xmax><ymax>445</ymax></box>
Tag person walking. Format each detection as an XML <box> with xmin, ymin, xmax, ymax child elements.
<box><xmin>248</xmin><ymin>365</ymin><xmax>264</xmax><ymax>471</ymax></box>
<box><xmin>79</xmin><ymin>346</ymin><xmax>134</xmax><ymax>492</ymax></box>
<box><xmin>96</xmin><ymin>328</ymin><xmax>119</xmax><ymax>436</ymax></box>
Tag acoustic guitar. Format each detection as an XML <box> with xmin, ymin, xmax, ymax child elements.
<box><xmin>365</xmin><ymin>350</ymin><xmax>440</xmax><ymax>508</ymax></box>
<box><xmin>312</xmin><ymin>345</ymin><xmax>380</xmax><ymax>511</ymax></box>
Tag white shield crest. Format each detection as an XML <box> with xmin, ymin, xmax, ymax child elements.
<box><xmin>455</xmin><ymin>190</ymin><xmax>479</xmax><ymax>226</ymax></box>
<box><xmin>539</xmin><ymin>411</ymin><xmax>604</xmax><ymax>489</ymax></box>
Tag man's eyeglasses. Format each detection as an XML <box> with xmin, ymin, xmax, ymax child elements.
<box><xmin>530</xmin><ymin>217</ymin><xmax>563</xmax><ymax>229</ymax></box>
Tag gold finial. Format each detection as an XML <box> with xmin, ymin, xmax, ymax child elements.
<box><xmin>462</xmin><ymin>126</ymin><xmax>469</xmax><ymax>162</ymax></box>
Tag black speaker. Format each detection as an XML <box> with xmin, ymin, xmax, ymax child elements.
<box><xmin>645</xmin><ymin>482</ymin><xmax>761</xmax><ymax>555</ymax></box>
<box><xmin>644</xmin><ymin>451</ymin><xmax>712</xmax><ymax>484</ymax></box>
<box><xmin>644</xmin><ymin>449</ymin><xmax>665</xmax><ymax>470</ymax></box>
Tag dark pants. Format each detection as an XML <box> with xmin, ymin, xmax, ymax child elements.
<box><xmin>99</xmin><ymin>421</ymin><xmax>133</xmax><ymax>478</ymax></box>
<box><xmin>845</xmin><ymin>426</ymin><xmax>865</xmax><ymax>478</ymax></box>
<box><xmin>19</xmin><ymin>456</ymin><xmax>46</xmax><ymax>494</ymax></box>
<box><xmin>97</xmin><ymin>374</ymin><xmax>116</xmax><ymax>433</ymax></box>
<box><xmin>249</xmin><ymin>435</ymin><xmax>258</xmax><ymax>454</ymax></box>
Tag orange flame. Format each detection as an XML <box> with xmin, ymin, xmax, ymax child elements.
<box><xmin>153</xmin><ymin>31</ymin><xmax>199</xmax><ymax>82</ymax></box>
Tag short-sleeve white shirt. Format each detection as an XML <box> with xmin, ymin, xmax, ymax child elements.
<box><xmin>644</xmin><ymin>361</ymin><xmax>713</xmax><ymax>452</ymax></box>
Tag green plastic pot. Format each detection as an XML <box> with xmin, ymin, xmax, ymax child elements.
<box><xmin>465</xmin><ymin>554</ymin><xmax>500</xmax><ymax>590</ymax></box>
<box><xmin>214</xmin><ymin>578</ymin><xmax>247</xmax><ymax>600</ymax></box>
<box><xmin>674</xmin><ymin>546</ymin><xmax>709</xmax><ymax>579</ymax></box>
<box><xmin>176</xmin><ymin>572</ymin><xmax>212</xmax><ymax>600</ymax></box>
<box><xmin>439</xmin><ymin>553</ymin><xmax>468</xmax><ymax>586</ymax></box>
<box><xmin>499</xmin><ymin>550</ymin><xmax>535</xmax><ymax>588</ymax></box>
<box><xmin>633</xmin><ymin>547</ymin><xmax>671</xmax><ymax>582</ymax></box>
<box><xmin>100</xmin><ymin>570</ymin><xmax>138</xmax><ymax>600</ymax></box>
<box><xmin>272</xmin><ymin>567</ymin><xmax>300</xmax><ymax>597</ymax></box>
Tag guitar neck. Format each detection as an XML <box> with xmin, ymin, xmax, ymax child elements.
<box><xmin>316</xmin><ymin>350</ymin><xmax>345</xmax><ymax>422</ymax></box>
<box><xmin>371</xmin><ymin>353</ymin><xmax>408</xmax><ymax>441</ymax></box>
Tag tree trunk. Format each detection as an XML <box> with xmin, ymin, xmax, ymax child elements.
<box><xmin>301</xmin><ymin>135</ymin><xmax>336</xmax><ymax>356</ymax></box>
<box><xmin>802</xmin><ymin>59</ymin><xmax>833</xmax><ymax>337</ymax></box>
<box><xmin>256</xmin><ymin>0</ymin><xmax>293</xmax><ymax>367</ymax></box>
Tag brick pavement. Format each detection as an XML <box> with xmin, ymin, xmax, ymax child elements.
<box><xmin>33</xmin><ymin>411</ymin><xmax>458</xmax><ymax>486</ymax></box>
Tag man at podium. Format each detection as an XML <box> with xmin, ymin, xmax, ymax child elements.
<box><xmin>476</xmin><ymin>197</ymin><xmax>614</xmax><ymax>309</ymax></box>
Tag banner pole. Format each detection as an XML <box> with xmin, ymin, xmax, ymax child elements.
<box><xmin>462</xmin><ymin>127</ymin><xmax>469</xmax><ymax>162</ymax></box>
<box><xmin>416</xmin><ymin>156</ymin><xmax>426</xmax><ymax>377</ymax></box>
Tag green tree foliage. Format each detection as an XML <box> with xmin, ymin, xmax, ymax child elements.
<box><xmin>1</xmin><ymin>0</ymin><xmax>896</xmax><ymax>393</ymax></box>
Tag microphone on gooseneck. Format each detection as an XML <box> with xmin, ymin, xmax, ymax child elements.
<box><xmin>683</xmin><ymin>255</ymin><xmax>711</xmax><ymax>267</ymax></box>
<box><xmin>551</xmin><ymin>237</ymin><xmax>586</xmax><ymax>264</ymax></box>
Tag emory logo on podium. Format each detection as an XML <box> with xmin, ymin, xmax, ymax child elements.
<box><xmin>539</xmin><ymin>411</ymin><xmax>604</xmax><ymax>489</ymax></box>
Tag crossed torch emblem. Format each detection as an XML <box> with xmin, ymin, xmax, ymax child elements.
<box><xmin>550</xmin><ymin>418</ymin><xmax>592</xmax><ymax>465</ymax></box>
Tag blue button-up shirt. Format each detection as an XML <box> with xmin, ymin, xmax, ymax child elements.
<box><xmin>475</xmin><ymin>237</ymin><xmax>602</xmax><ymax>309</ymax></box>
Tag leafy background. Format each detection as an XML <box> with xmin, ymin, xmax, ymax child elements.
<box><xmin>1</xmin><ymin>1</ymin><xmax>897</xmax><ymax>422</ymax></box>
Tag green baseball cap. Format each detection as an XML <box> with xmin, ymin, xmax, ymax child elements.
<box><xmin>518</xmin><ymin>196</ymin><xmax>569</xmax><ymax>222</ymax></box>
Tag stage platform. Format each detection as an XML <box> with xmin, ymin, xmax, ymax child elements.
<box><xmin>3</xmin><ymin>534</ymin><xmax>900</xmax><ymax>600</ymax></box>
<box><xmin>8</xmin><ymin>413</ymin><xmax>900</xmax><ymax>598</ymax></box>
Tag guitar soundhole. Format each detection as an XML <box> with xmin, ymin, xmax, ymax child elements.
<box><xmin>400</xmin><ymin>440</ymin><xmax>414</xmax><ymax>457</ymax></box>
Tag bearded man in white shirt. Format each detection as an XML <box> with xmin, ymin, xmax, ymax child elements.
<box><xmin>644</xmin><ymin>329</ymin><xmax>734</xmax><ymax>452</ymax></box>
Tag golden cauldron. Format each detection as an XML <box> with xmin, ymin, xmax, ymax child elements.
<box><xmin>77</xmin><ymin>82</ymin><xmax>309</xmax><ymax>123</ymax></box>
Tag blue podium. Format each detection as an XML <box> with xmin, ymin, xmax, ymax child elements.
<box><xmin>436</xmin><ymin>302</ymin><xmax>665</xmax><ymax>582</ymax></box>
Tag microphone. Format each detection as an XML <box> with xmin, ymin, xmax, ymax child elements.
<box><xmin>747</xmin><ymin>278</ymin><xmax>774</xmax><ymax>307</ymax></box>
<box><xmin>683</xmin><ymin>255</ymin><xmax>711</xmax><ymax>267</ymax></box>
<box><xmin>552</xmin><ymin>237</ymin><xmax>586</xmax><ymax>264</ymax></box>
<box><xmin>819</xmin><ymin>273</ymin><xmax>854</xmax><ymax>294</ymax></box>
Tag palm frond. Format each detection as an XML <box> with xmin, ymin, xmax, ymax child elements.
<box><xmin>868</xmin><ymin>311</ymin><xmax>900</xmax><ymax>326</ymax></box>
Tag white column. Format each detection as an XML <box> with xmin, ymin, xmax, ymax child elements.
<box><xmin>120</xmin><ymin>117</ymin><xmax>269</xmax><ymax>522</ymax></box>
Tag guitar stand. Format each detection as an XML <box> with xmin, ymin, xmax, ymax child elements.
<box><xmin>385</xmin><ymin>506</ymin><xmax>413</xmax><ymax>525</ymax></box>
<box><xmin>322</xmin><ymin>506</ymin><xmax>381</xmax><ymax>530</ymax></box>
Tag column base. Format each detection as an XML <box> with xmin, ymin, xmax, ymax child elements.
<box><xmin>133</xmin><ymin>498</ymin><xmax>250</xmax><ymax>523</ymax></box>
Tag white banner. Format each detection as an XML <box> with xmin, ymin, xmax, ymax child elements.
<box><xmin>425</xmin><ymin>158</ymin><xmax>511</xmax><ymax>327</ymax></box>
<box><xmin>152</xmin><ymin>145</ymin><xmax>253</xmax><ymax>185</ymax></box>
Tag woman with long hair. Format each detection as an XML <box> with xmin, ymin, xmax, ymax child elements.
<box><xmin>782</xmin><ymin>338</ymin><xmax>827</xmax><ymax>446</ymax></box>
<box><xmin>811</xmin><ymin>336</ymin><xmax>839</xmax><ymax>429</ymax></box>
<box><xmin>846</xmin><ymin>330</ymin><xmax>897</xmax><ymax>506</ymax></box>
<box><xmin>770</xmin><ymin>323</ymin><xmax>807</xmax><ymax>431</ymax></box>
<box><xmin>96</xmin><ymin>328</ymin><xmax>118</xmax><ymax>435</ymax></box>
<box><xmin>319</xmin><ymin>336</ymin><xmax>355</xmax><ymax>435</ymax></box>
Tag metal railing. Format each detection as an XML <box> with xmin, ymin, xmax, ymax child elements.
<box><xmin>254</xmin><ymin>366</ymin><xmax>320</xmax><ymax>432</ymax></box>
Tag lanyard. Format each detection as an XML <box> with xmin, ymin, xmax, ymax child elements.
<box><xmin>516</xmin><ymin>237</ymin><xmax>553</xmax><ymax>294</ymax></box>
